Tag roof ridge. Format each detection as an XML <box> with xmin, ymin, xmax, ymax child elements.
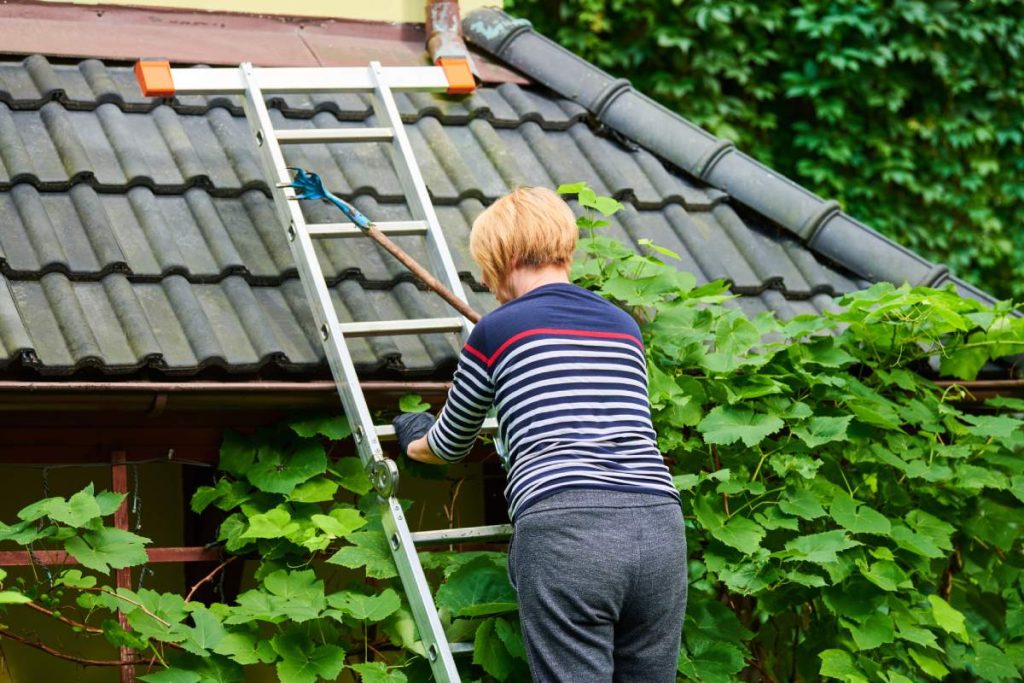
<box><xmin>461</xmin><ymin>8</ymin><xmax>997</xmax><ymax>308</ymax></box>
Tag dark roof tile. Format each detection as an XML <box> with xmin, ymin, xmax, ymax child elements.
<box><xmin>0</xmin><ymin>56</ymin><xmax>880</xmax><ymax>377</ymax></box>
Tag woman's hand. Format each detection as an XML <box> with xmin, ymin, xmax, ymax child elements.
<box><xmin>392</xmin><ymin>413</ymin><xmax>446</xmax><ymax>465</ymax></box>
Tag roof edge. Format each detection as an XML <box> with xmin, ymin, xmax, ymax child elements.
<box><xmin>462</xmin><ymin>8</ymin><xmax>998</xmax><ymax>307</ymax></box>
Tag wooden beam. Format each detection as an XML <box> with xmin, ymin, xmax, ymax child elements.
<box><xmin>111</xmin><ymin>451</ymin><xmax>136</xmax><ymax>683</ymax></box>
<box><xmin>0</xmin><ymin>547</ymin><xmax>221</xmax><ymax>567</ymax></box>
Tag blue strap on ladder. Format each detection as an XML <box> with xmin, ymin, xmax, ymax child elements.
<box><xmin>280</xmin><ymin>167</ymin><xmax>373</xmax><ymax>230</ymax></box>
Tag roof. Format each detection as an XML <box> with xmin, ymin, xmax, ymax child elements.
<box><xmin>0</xmin><ymin>6</ymin><xmax>1000</xmax><ymax>380</ymax></box>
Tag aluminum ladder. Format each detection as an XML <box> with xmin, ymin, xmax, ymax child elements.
<box><xmin>136</xmin><ymin>60</ymin><xmax>512</xmax><ymax>682</ymax></box>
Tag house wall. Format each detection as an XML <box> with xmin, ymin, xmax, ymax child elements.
<box><xmin>0</xmin><ymin>414</ymin><xmax>493</xmax><ymax>681</ymax></box>
<box><xmin>35</xmin><ymin>0</ymin><xmax>500</xmax><ymax>23</ymax></box>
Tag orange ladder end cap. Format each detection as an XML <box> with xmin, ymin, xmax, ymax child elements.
<box><xmin>437</xmin><ymin>57</ymin><xmax>475</xmax><ymax>95</ymax></box>
<box><xmin>134</xmin><ymin>60</ymin><xmax>175</xmax><ymax>97</ymax></box>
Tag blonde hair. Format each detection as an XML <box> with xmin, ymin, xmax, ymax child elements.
<box><xmin>469</xmin><ymin>187</ymin><xmax>578</xmax><ymax>294</ymax></box>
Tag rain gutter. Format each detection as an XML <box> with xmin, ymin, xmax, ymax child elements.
<box><xmin>0</xmin><ymin>380</ymin><xmax>452</xmax><ymax>413</ymax></box>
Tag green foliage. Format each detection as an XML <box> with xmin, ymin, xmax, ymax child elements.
<box><xmin>0</xmin><ymin>189</ymin><xmax>1019</xmax><ymax>680</ymax></box>
<box><xmin>562</xmin><ymin>183</ymin><xmax>1024</xmax><ymax>680</ymax></box>
<box><xmin>0</xmin><ymin>417</ymin><xmax>527</xmax><ymax>681</ymax></box>
<box><xmin>510</xmin><ymin>0</ymin><xmax>1024</xmax><ymax>301</ymax></box>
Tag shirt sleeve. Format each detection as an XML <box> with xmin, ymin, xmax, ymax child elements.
<box><xmin>426</xmin><ymin>325</ymin><xmax>495</xmax><ymax>463</ymax></box>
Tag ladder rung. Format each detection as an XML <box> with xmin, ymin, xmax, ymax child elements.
<box><xmin>411</xmin><ymin>524</ymin><xmax>513</xmax><ymax>545</ymax></box>
<box><xmin>376</xmin><ymin>417</ymin><xmax>498</xmax><ymax>441</ymax></box>
<box><xmin>339</xmin><ymin>317</ymin><xmax>463</xmax><ymax>338</ymax></box>
<box><xmin>448</xmin><ymin>642</ymin><xmax>474</xmax><ymax>655</ymax></box>
<box><xmin>308</xmin><ymin>221</ymin><xmax>428</xmax><ymax>238</ymax></box>
<box><xmin>275</xmin><ymin>127</ymin><xmax>394</xmax><ymax>144</ymax></box>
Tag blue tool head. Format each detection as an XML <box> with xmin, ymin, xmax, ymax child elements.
<box><xmin>282</xmin><ymin>167</ymin><xmax>373</xmax><ymax>230</ymax></box>
<box><xmin>283</xmin><ymin>167</ymin><xmax>330</xmax><ymax>201</ymax></box>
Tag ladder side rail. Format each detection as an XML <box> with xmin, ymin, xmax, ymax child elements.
<box><xmin>238</xmin><ymin>62</ymin><xmax>463</xmax><ymax>683</ymax></box>
<box><xmin>169</xmin><ymin>66</ymin><xmax>449</xmax><ymax>96</ymax></box>
<box><xmin>367</xmin><ymin>62</ymin><xmax>475</xmax><ymax>342</ymax></box>
<box><xmin>236</xmin><ymin>63</ymin><xmax>385</xmax><ymax>467</ymax></box>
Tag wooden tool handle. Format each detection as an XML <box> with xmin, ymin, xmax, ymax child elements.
<box><xmin>366</xmin><ymin>226</ymin><xmax>482</xmax><ymax>324</ymax></box>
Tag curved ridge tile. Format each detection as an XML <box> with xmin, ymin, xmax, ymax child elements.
<box><xmin>40</xmin><ymin>272</ymin><xmax>102</xmax><ymax>363</ymax></box>
<box><xmin>160</xmin><ymin>274</ymin><xmax>224</xmax><ymax>365</ymax></box>
<box><xmin>183</xmin><ymin>189</ymin><xmax>248</xmax><ymax>277</ymax></box>
<box><xmin>0</xmin><ymin>276</ymin><xmax>33</xmax><ymax>360</ymax></box>
<box><xmin>100</xmin><ymin>275</ymin><xmax>163</xmax><ymax>364</ymax></box>
<box><xmin>40</xmin><ymin>103</ymin><xmax>96</xmax><ymax>182</ymax></box>
<box><xmin>68</xmin><ymin>185</ymin><xmax>128</xmax><ymax>271</ymax></box>
<box><xmin>0</xmin><ymin>103</ymin><xmax>35</xmax><ymax>181</ymax></box>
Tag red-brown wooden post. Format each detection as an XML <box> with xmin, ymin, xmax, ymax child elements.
<box><xmin>111</xmin><ymin>451</ymin><xmax>136</xmax><ymax>683</ymax></box>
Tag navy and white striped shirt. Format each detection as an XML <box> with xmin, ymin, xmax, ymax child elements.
<box><xmin>426</xmin><ymin>283</ymin><xmax>679</xmax><ymax>521</ymax></box>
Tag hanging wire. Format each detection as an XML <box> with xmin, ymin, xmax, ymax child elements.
<box><xmin>27</xmin><ymin>468</ymin><xmax>54</xmax><ymax>586</ymax></box>
<box><xmin>128</xmin><ymin>464</ymin><xmax>154</xmax><ymax>590</ymax></box>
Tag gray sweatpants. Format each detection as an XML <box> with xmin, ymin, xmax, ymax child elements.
<box><xmin>507</xmin><ymin>489</ymin><xmax>688</xmax><ymax>683</ymax></box>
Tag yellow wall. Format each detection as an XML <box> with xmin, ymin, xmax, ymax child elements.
<box><xmin>37</xmin><ymin>0</ymin><xmax>500</xmax><ymax>23</ymax></box>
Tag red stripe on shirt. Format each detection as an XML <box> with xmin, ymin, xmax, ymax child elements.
<box><xmin>463</xmin><ymin>343</ymin><xmax>489</xmax><ymax>365</ymax></box>
<box><xmin>487</xmin><ymin>328</ymin><xmax>643</xmax><ymax>367</ymax></box>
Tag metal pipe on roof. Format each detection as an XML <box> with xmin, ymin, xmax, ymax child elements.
<box><xmin>426</xmin><ymin>0</ymin><xmax>475</xmax><ymax>68</ymax></box>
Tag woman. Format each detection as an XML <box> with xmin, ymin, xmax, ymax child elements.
<box><xmin>393</xmin><ymin>187</ymin><xmax>687</xmax><ymax>682</ymax></box>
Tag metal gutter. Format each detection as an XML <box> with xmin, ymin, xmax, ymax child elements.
<box><xmin>0</xmin><ymin>380</ymin><xmax>452</xmax><ymax>412</ymax></box>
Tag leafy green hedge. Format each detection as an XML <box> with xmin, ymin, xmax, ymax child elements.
<box><xmin>0</xmin><ymin>190</ymin><xmax>1020</xmax><ymax>681</ymax></box>
<box><xmin>506</xmin><ymin>0</ymin><xmax>1024</xmax><ymax>302</ymax></box>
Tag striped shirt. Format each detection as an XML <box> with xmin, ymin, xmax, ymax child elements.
<box><xmin>426</xmin><ymin>282</ymin><xmax>679</xmax><ymax>521</ymax></box>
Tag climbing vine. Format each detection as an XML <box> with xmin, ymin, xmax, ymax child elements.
<box><xmin>507</xmin><ymin>0</ymin><xmax>1024</xmax><ymax>302</ymax></box>
<box><xmin>0</xmin><ymin>185</ymin><xmax>1020</xmax><ymax>681</ymax></box>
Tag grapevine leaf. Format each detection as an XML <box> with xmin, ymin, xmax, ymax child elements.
<box><xmin>698</xmin><ymin>406</ymin><xmax>784</xmax><ymax>447</ymax></box>
<box><xmin>263</xmin><ymin>570</ymin><xmax>326</xmax><ymax>622</ymax></box>
<box><xmin>331</xmin><ymin>458</ymin><xmax>373</xmax><ymax>495</ymax></box>
<box><xmin>349</xmin><ymin>662</ymin><xmax>409</xmax><ymax>683</ymax></box>
<box><xmin>288</xmin><ymin>414</ymin><xmax>352</xmax><ymax>440</ymax></box>
<box><xmin>819</xmin><ymin>649</ymin><xmax>868</xmax><ymax>682</ymax></box>
<box><xmin>326</xmin><ymin>588</ymin><xmax>401</xmax><ymax>622</ymax></box>
<box><xmin>678</xmin><ymin>638</ymin><xmax>747</xmax><ymax>683</ymax></box>
<box><xmin>474</xmin><ymin>617</ymin><xmax>514</xmax><ymax>680</ymax></box>
<box><xmin>219</xmin><ymin>431</ymin><xmax>255</xmax><ymax>477</ymax></box>
<box><xmin>494</xmin><ymin>617</ymin><xmax>526</xmax><ymax>660</ymax></box>
<box><xmin>327</xmin><ymin>531</ymin><xmax>398</xmax><ymax>579</ymax></box>
<box><xmin>830</xmin><ymin>494</ymin><xmax>891</xmax><ymax>535</ymax></box>
<box><xmin>968</xmin><ymin>642</ymin><xmax>1020</xmax><ymax>682</ymax></box>
<box><xmin>928</xmin><ymin>595</ymin><xmax>968</xmax><ymax>642</ymax></box>
<box><xmin>0</xmin><ymin>591</ymin><xmax>31</xmax><ymax>604</ymax></box>
<box><xmin>778</xmin><ymin>488</ymin><xmax>828</xmax><ymax>520</ymax></box>
<box><xmin>793</xmin><ymin>415</ymin><xmax>853</xmax><ymax>448</ymax></box>
<box><xmin>246</xmin><ymin>441</ymin><xmax>327</xmax><ymax>495</ymax></box>
<box><xmin>272</xmin><ymin>630</ymin><xmax>345</xmax><ymax>683</ymax></box>
<box><xmin>398</xmin><ymin>393</ymin><xmax>431</xmax><ymax>413</ymax></box>
<box><xmin>849</xmin><ymin>613</ymin><xmax>895</xmax><ymax>651</ymax></box>
<box><xmin>288</xmin><ymin>477</ymin><xmax>339</xmax><ymax>503</ymax></box>
<box><xmin>65</xmin><ymin>527</ymin><xmax>150</xmax><ymax>573</ymax></box>
<box><xmin>182</xmin><ymin>607</ymin><xmax>226</xmax><ymax>655</ymax></box>
<box><xmin>908</xmin><ymin>649</ymin><xmax>950</xmax><ymax>679</ymax></box>
<box><xmin>782</xmin><ymin>530</ymin><xmax>861</xmax><ymax>565</ymax></box>
<box><xmin>435</xmin><ymin>557</ymin><xmax>517</xmax><ymax>618</ymax></box>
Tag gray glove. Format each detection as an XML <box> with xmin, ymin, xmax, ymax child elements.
<box><xmin>392</xmin><ymin>412</ymin><xmax>435</xmax><ymax>455</ymax></box>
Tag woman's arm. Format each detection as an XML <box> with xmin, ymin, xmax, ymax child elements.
<box><xmin>406</xmin><ymin>435</ymin><xmax>446</xmax><ymax>465</ymax></box>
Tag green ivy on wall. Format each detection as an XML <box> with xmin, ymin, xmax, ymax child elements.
<box><xmin>506</xmin><ymin>0</ymin><xmax>1024</xmax><ymax>302</ymax></box>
